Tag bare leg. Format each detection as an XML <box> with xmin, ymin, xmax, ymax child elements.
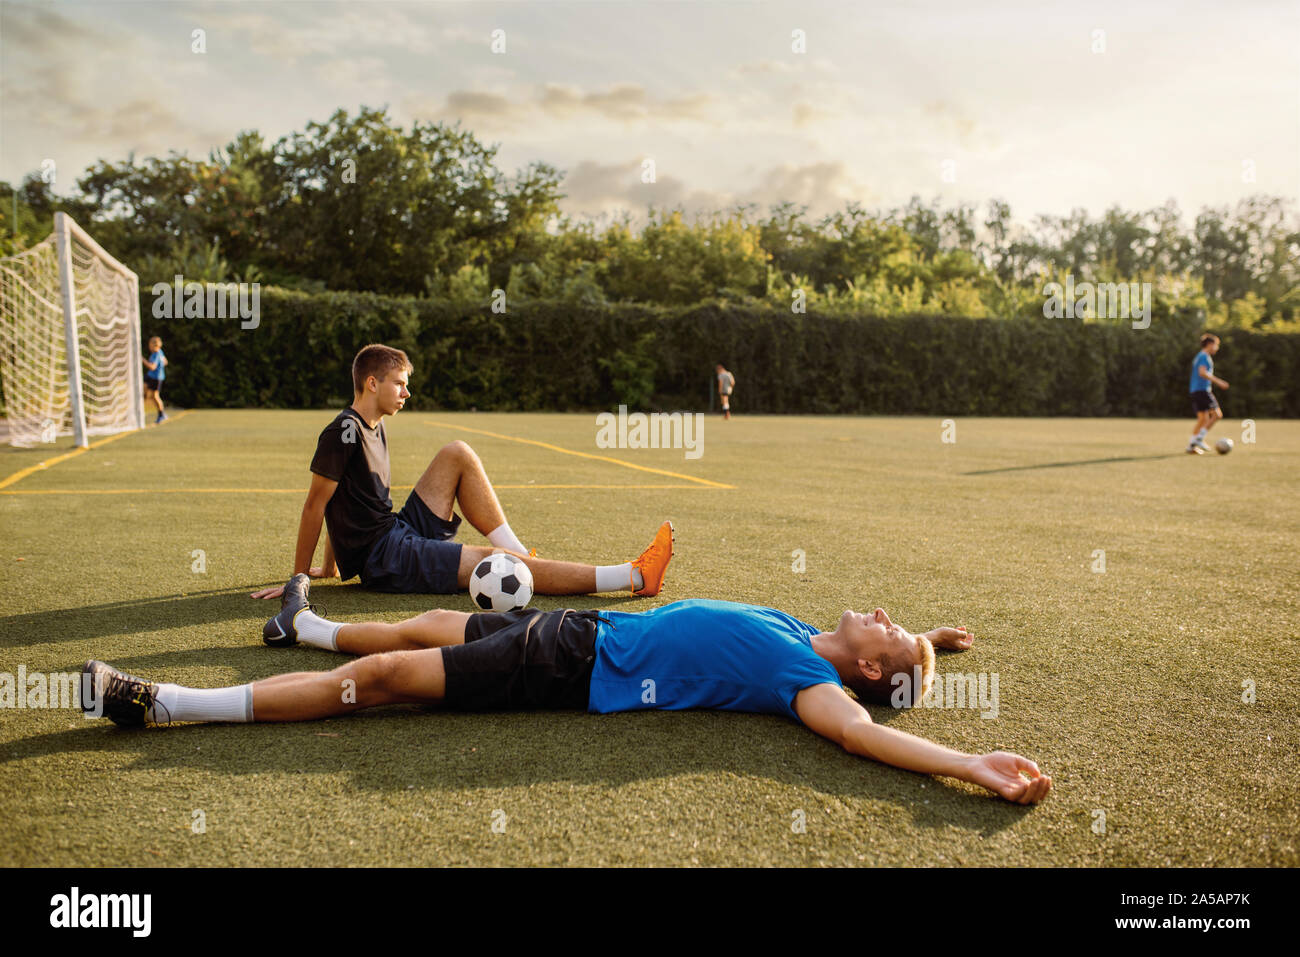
<box><xmin>413</xmin><ymin>441</ymin><xmax>509</xmax><ymax>535</ymax></box>
<box><xmin>458</xmin><ymin>544</ymin><xmax>598</xmax><ymax>594</ymax></box>
<box><xmin>413</xmin><ymin>441</ymin><xmax>660</xmax><ymax>595</ymax></box>
<box><xmin>334</xmin><ymin>609</ymin><xmax>472</xmax><ymax>655</ymax></box>
<box><xmin>250</xmin><ymin>647</ymin><xmax>447</xmax><ymax>721</ymax></box>
<box><xmin>1205</xmin><ymin>407</ymin><xmax>1223</xmax><ymax>434</ymax></box>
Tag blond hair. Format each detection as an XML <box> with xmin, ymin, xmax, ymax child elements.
<box><xmin>848</xmin><ymin>633</ymin><xmax>936</xmax><ymax>707</ymax></box>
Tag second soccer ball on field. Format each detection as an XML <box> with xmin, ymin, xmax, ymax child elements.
<box><xmin>469</xmin><ymin>553</ymin><xmax>534</xmax><ymax>612</ymax></box>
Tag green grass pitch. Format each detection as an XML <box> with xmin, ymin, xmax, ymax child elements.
<box><xmin>1</xmin><ymin>409</ymin><xmax>1297</xmax><ymax>866</ymax></box>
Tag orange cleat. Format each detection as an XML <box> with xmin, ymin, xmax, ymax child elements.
<box><xmin>631</xmin><ymin>521</ymin><xmax>675</xmax><ymax>596</ymax></box>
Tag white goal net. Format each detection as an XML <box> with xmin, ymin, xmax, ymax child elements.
<box><xmin>0</xmin><ymin>213</ymin><xmax>143</xmax><ymax>447</ymax></box>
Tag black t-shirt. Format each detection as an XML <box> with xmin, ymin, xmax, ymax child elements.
<box><xmin>309</xmin><ymin>408</ymin><xmax>396</xmax><ymax>580</ymax></box>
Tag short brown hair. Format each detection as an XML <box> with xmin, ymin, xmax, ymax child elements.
<box><xmin>1200</xmin><ymin>334</ymin><xmax>1220</xmax><ymax>348</ymax></box>
<box><xmin>352</xmin><ymin>344</ymin><xmax>412</xmax><ymax>394</ymax></box>
<box><xmin>847</xmin><ymin>635</ymin><xmax>936</xmax><ymax>707</ymax></box>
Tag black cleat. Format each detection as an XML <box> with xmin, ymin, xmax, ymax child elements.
<box><xmin>82</xmin><ymin>660</ymin><xmax>163</xmax><ymax>727</ymax></box>
<box><xmin>262</xmin><ymin>573</ymin><xmax>311</xmax><ymax>647</ymax></box>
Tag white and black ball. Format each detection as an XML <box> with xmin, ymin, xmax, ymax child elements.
<box><xmin>468</xmin><ymin>552</ymin><xmax>534</xmax><ymax>612</ymax></box>
<box><xmin>1215</xmin><ymin>438</ymin><xmax>1234</xmax><ymax>455</ymax></box>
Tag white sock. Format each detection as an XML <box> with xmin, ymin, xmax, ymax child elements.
<box><xmin>151</xmin><ymin>683</ymin><xmax>253</xmax><ymax>723</ymax></box>
<box><xmin>596</xmin><ymin>563</ymin><xmax>644</xmax><ymax>592</ymax></box>
<box><xmin>487</xmin><ymin>522</ymin><xmax>527</xmax><ymax>555</ymax></box>
<box><xmin>1195</xmin><ymin>428</ymin><xmax>1207</xmax><ymax>441</ymax></box>
<box><xmin>295</xmin><ymin>609</ymin><xmax>341</xmax><ymax>651</ymax></box>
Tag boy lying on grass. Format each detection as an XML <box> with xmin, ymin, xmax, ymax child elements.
<box><xmin>84</xmin><ymin>584</ymin><xmax>1051</xmax><ymax>805</ymax></box>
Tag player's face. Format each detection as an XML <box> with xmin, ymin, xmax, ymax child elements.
<box><xmin>375</xmin><ymin>370</ymin><xmax>410</xmax><ymax>415</ymax></box>
<box><xmin>841</xmin><ymin>608</ymin><xmax>912</xmax><ymax>660</ymax></box>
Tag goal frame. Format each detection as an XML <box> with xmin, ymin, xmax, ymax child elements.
<box><xmin>51</xmin><ymin>211</ymin><xmax>145</xmax><ymax>447</ymax></box>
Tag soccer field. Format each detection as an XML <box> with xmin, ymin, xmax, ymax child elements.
<box><xmin>1</xmin><ymin>410</ymin><xmax>1297</xmax><ymax>867</ymax></box>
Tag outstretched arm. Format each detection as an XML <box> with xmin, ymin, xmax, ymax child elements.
<box><xmin>251</xmin><ymin>472</ymin><xmax>338</xmax><ymax>598</ymax></box>
<box><xmin>794</xmin><ymin>683</ymin><xmax>1051</xmax><ymax>804</ymax></box>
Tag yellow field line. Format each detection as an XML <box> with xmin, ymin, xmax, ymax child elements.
<box><xmin>0</xmin><ymin>410</ymin><xmax>194</xmax><ymax>491</ymax></box>
<box><xmin>427</xmin><ymin>420</ymin><xmax>735</xmax><ymax>489</ymax></box>
<box><xmin>0</xmin><ymin>483</ymin><xmax>713</xmax><ymax>496</ymax></box>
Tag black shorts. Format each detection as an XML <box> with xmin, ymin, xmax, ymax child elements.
<box><xmin>360</xmin><ymin>492</ymin><xmax>464</xmax><ymax>594</ymax></box>
<box><xmin>143</xmin><ymin>377</ymin><xmax>161</xmax><ymax>393</ymax></box>
<box><xmin>1191</xmin><ymin>391</ymin><xmax>1219</xmax><ymax>413</ymax></box>
<box><xmin>440</xmin><ymin>608</ymin><xmax>603</xmax><ymax>711</ymax></box>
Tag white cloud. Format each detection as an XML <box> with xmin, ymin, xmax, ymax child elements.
<box><xmin>201</xmin><ymin>4</ymin><xmax>440</xmax><ymax>61</ymax></box>
<box><xmin>558</xmin><ymin>158</ymin><xmax>870</xmax><ymax>224</ymax></box>
<box><xmin>407</xmin><ymin>82</ymin><xmax>719</xmax><ymax>132</ymax></box>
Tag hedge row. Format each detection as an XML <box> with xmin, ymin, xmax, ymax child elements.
<box><xmin>144</xmin><ymin>288</ymin><xmax>1300</xmax><ymax>417</ymax></box>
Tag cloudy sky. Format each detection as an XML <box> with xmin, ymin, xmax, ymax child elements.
<box><xmin>2</xmin><ymin>0</ymin><xmax>1296</xmax><ymax>228</ymax></box>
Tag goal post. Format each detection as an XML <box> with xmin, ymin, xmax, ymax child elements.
<box><xmin>0</xmin><ymin>212</ymin><xmax>144</xmax><ymax>448</ymax></box>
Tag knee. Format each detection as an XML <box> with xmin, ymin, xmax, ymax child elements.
<box><xmin>407</xmin><ymin>609</ymin><xmax>451</xmax><ymax>638</ymax></box>
<box><xmin>353</xmin><ymin>652</ymin><xmax>407</xmax><ymax>701</ymax></box>
<box><xmin>412</xmin><ymin>609</ymin><xmax>446</xmax><ymax>628</ymax></box>
<box><xmin>438</xmin><ymin>440</ymin><xmax>476</xmax><ymax>464</ymax></box>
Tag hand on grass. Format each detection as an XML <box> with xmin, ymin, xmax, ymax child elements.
<box><xmin>250</xmin><ymin>567</ymin><xmax>328</xmax><ymax>599</ymax></box>
<box><xmin>927</xmin><ymin>626</ymin><xmax>974</xmax><ymax>651</ymax></box>
<box><xmin>965</xmin><ymin>752</ymin><xmax>1052</xmax><ymax>804</ymax></box>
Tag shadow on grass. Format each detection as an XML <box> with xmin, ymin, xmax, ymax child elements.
<box><xmin>0</xmin><ymin>584</ymin><xmax>646</xmax><ymax>647</ymax></box>
<box><xmin>962</xmin><ymin>454</ymin><xmax>1183</xmax><ymax>475</ymax></box>
<box><xmin>3</xmin><ymin>691</ymin><xmax>1033</xmax><ymax>832</ymax></box>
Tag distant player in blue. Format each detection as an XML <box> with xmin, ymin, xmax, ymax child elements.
<box><xmin>141</xmin><ymin>335</ymin><xmax>168</xmax><ymax>424</ymax></box>
<box><xmin>82</xmin><ymin>596</ymin><xmax>1052</xmax><ymax>805</ymax></box>
<box><xmin>1186</xmin><ymin>333</ymin><xmax>1228</xmax><ymax>454</ymax></box>
<box><xmin>715</xmin><ymin>363</ymin><xmax>735</xmax><ymax>419</ymax></box>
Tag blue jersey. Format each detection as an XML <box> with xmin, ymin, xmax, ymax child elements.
<box><xmin>588</xmin><ymin>599</ymin><xmax>841</xmax><ymax>721</ymax></box>
<box><xmin>1190</xmin><ymin>351</ymin><xmax>1212</xmax><ymax>393</ymax></box>
<box><xmin>147</xmin><ymin>350</ymin><xmax>166</xmax><ymax>382</ymax></box>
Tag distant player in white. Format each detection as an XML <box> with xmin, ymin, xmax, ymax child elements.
<box><xmin>715</xmin><ymin>363</ymin><xmax>735</xmax><ymax>420</ymax></box>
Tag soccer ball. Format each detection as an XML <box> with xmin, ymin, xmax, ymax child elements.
<box><xmin>1216</xmin><ymin>438</ymin><xmax>1234</xmax><ymax>455</ymax></box>
<box><xmin>468</xmin><ymin>552</ymin><xmax>534</xmax><ymax>612</ymax></box>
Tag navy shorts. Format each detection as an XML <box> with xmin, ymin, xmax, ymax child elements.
<box><xmin>143</xmin><ymin>377</ymin><xmax>161</xmax><ymax>392</ymax></box>
<box><xmin>360</xmin><ymin>493</ymin><xmax>464</xmax><ymax>594</ymax></box>
<box><xmin>1191</xmin><ymin>391</ymin><xmax>1219</xmax><ymax>413</ymax></box>
<box><xmin>441</xmin><ymin>608</ymin><xmax>603</xmax><ymax>711</ymax></box>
